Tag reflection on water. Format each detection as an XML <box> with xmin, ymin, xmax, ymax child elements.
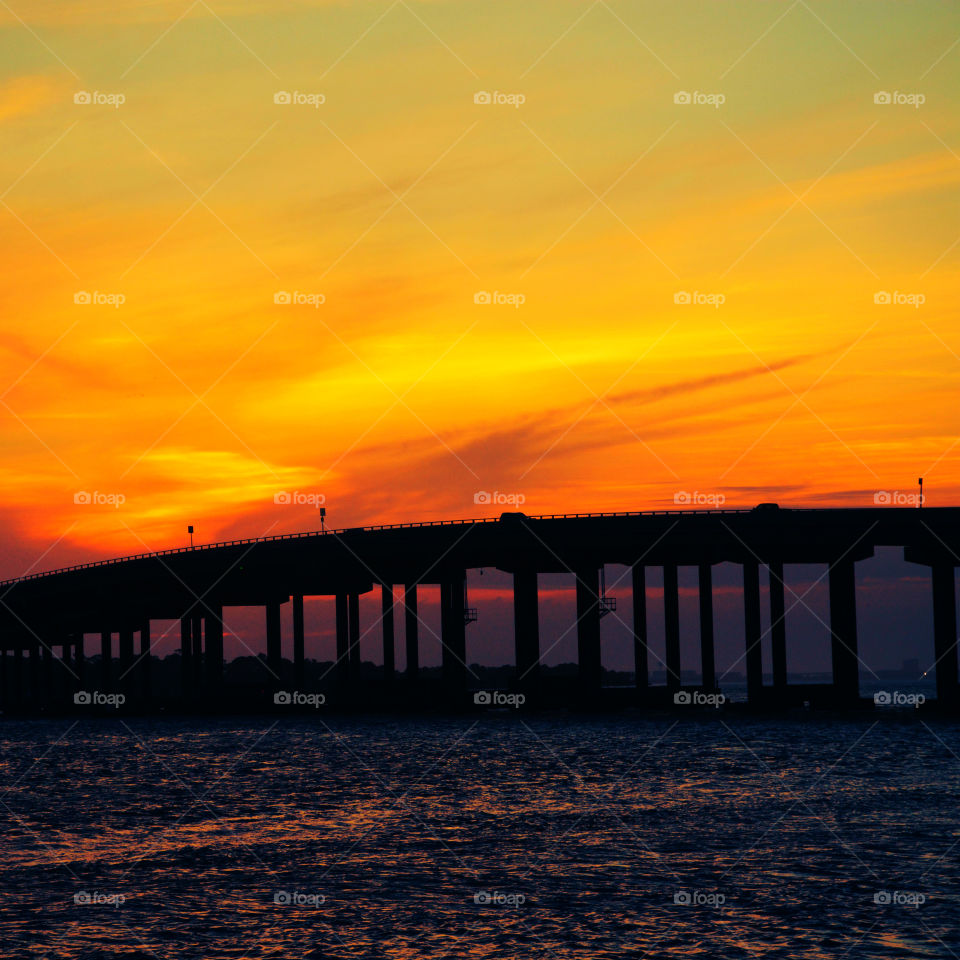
<box><xmin>1</xmin><ymin>715</ymin><xmax>958</xmax><ymax>958</ymax></box>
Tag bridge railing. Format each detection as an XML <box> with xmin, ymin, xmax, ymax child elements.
<box><xmin>0</xmin><ymin>507</ymin><xmax>757</xmax><ymax>588</ymax></box>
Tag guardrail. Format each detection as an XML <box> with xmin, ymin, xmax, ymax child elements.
<box><xmin>0</xmin><ymin>507</ymin><xmax>760</xmax><ymax>588</ymax></box>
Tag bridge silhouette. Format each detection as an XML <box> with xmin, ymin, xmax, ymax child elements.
<box><xmin>1</xmin><ymin>504</ymin><xmax>957</xmax><ymax>714</ymax></box>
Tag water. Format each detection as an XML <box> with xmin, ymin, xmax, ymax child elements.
<box><xmin>1</xmin><ymin>714</ymin><xmax>959</xmax><ymax>958</ymax></box>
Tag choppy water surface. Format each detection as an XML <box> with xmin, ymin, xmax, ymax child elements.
<box><xmin>1</xmin><ymin>714</ymin><xmax>959</xmax><ymax>958</ymax></box>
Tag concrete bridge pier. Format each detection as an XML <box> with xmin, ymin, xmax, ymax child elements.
<box><xmin>931</xmin><ymin>563</ymin><xmax>958</xmax><ymax>707</ymax></box>
<box><xmin>513</xmin><ymin>570</ymin><xmax>540</xmax><ymax>693</ymax></box>
<box><xmin>828</xmin><ymin>559</ymin><xmax>860</xmax><ymax>704</ymax></box>
<box><xmin>768</xmin><ymin>561</ymin><xmax>787</xmax><ymax>692</ymax></box>
<box><xmin>440</xmin><ymin>573</ymin><xmax>467</xmax><ymax>697</ymax></box>
<box><xmin>119</xmin><ymin>628</ymin><xmax>134</xmax><ymax>701</ymax></box>
<box><xmin>348</xmin><ymin>593</ymin><xmax>361</xmax><ymax>677</ymax></box>
<box><xmin>28</xmin><ymin>636</ymin><xmax>40</xmax><ymax>705</ymax></box>
<box><xmin>265</xmin><ymin>601</ymin><xmax>282</xmax><ymax>683</ymax></box>
<box><xmin>74</xmin><ymin>633</ymin><xmax>85</xmax><ymax>695</ymax></box>
<box><xmin>204</xmin><ymin>609</ymin><xmax>222</xmax><ymax>694</ymax></box>
<box><xmin>191</xmin><ymin>615</ymin><xmax>203</xmax><ymax>692</ymax></box>
<box><xmin>101</xmin><ymin>630</ymin><xmax>112</xmax><ymax>692</ymax></box>
<box><xmin>632</xmin><ymin>564</ymin><xmax>648</xmax><ymax>695</ymax></box>
<box><xmin>179</xmin><ymin>618</ymin><xmax>192</xmax><ymax>699</ymax></box>
<box><xmin>138</xmin><ymin>621</ymin><xmax>150</xmax><ymax>702</ymax></box>
<box><xmin>404</xmin><ymin>584</ymin><xmax>419</xmax><ymax>683</ymax></box>
<box><xmin>698</xmin><ymin>563</ymin><xmax>716</xmax><ymax>692</ymax></box>
<box><xmin>335</xmin><ymin>593</ymin><xmax>350</xmax><ymax>689</ymax></box>
<box><xmin>743</xmin><ymin>561</ymin><xmax>763</xmax><ymax>703</ymax></box>
<box><xmin>575</xmin><ymin>567</ymin><xmax>602</xmax><ymax>698</ymax></box>
<box><xmin>41</xmin><ymin>641</ymin><xmax>53</xmax><ymax>707</ymax></box>
<box><xmin>292</xmin><ymin>595</ymin><xmax>305</xmax><ymax>690</ymax></box>
<box><xmin>381</xmin><ymin>585</ymin><xmax>395</xmax><ymax>685</ymax></box>
<box><xmin>663</xmin><ymin>564</ymin><xmax>681</xmax><ymax>692</ymax></box>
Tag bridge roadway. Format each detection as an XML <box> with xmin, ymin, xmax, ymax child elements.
<box><xmin>0</xmin><ymin>505</ymin><xmax>957</xmax><ymax>712</ymax></box>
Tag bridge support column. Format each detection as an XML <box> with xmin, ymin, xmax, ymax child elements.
<box><xmin>266</xmin><ymin>602</ymin><xmax>282</xmax><ymax>681</ymax></box>
<box><xmin>698</xmin><ymin>564</ymin><xmax>716</xmax><ymax>692</ymax></box>
<box><xmin>13</xmin><ymin>644</ymin><xmax>23</xmax><ymax>711</ymax></box>
<box><xmin>828</xmin><ymin>559</ymin><xmax>859</xmax><ymax>703</ymax></box>
<box><xmin>0</xmin><ymin>647</ymin><xmax>6</xmax><ymax>710</ymax></box>
<box><xmin>138</xmin><ymin>621</ymin><xmax>150</xmax><ymax>702</ymax></box>
<box><xmin>769</xmin><ymin>561</ymin><xmax>787</xmax><ymax>692</ymax></box>
<box><xmin>441</xmin><ymin>573</ymin><xmax>467</xmax><ymax>696</ymax></box>
<box><xmin>575</xmin><ymin>567</ymin><xmax>602</xmax><ymax>696</ymax></box>
<box><xmin>513</xmin><ymin>570</ymin><xmax>540</xmax><ymax>691</ymax></box>
<box><xmin>404</xmin><ymin>584</ymin><xmax>419</xmax><ymax>682</ymax></box>
<box><xmin>28</xmin><ymin>636</ymin><xmax>40</xmax><ymax>707</ymax></box>
<box><xmin>41</xmin><ymin>641</ymin><xmax>53</xmax><ymax>708</ymax></box>
<box><xmin>335</xmin><ymin>593</ymin><xmax>349</xmax><ymax>688</ymax></box>
<box><xmin>664</xmin><ymin>564</ymin><xmax>681</xmax><ymax>692</ymax></box>
<box><xmin>292</xmin><ymin>595</ymin><xmax>305</xmax><ymax>691</ymax></box>
<box><xmin>632</xmin><ymin>564</ymin><xmax>648</xmax><ymax>694</ymax></box>
<box><xmin>381</xmin><ymin>586</ymin><xmax>395</xmax><ymax>685</ymax></box>
<box><xmin>932</xmin><ymin>564</ymin><xmax>958</xmax><ymax>707</ymax></box>
<box><xmin>75</xmin><ymin>634</ymin><xmax>85</xmax><ymax>694</ymax></box>
<box><xmin>179</xmin><ymin>618</ymin><xmax>192</xmax><ymax>699</ymax></box>
<box><xmin>348</xmin><ymin>593</ymin><xmax>361</xmax><ymax>677</ymax></box>
<box><xmin>191</xmin><ymin>615</ymin><xmax>203</xmax><ymax>692</ymax></box>
<box><xmin>101</xmin><ymin>630</ymin><xmax>112</xmax><ymax>692</ymax></box>
<box><xmin>743</xmin><ymin>561</ymin><xmax>763</xmax><ymax>703</ymax></box>
<box><xmin>119</xmin><ymin>628</ymin><xmax>134</xmax><ymax>702</ymax></box>
<box><xmin>205</xmin><ymin>609</ymin><xmax>223</xmax><ymax>694</ymax></box>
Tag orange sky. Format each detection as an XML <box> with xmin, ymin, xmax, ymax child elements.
<box><xmin>1</xmin><ymin>0</ymin><xmax>958</xmax><ymax>574</ymax></box>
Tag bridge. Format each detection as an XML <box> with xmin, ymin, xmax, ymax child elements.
<box><xmin>0</xmin><ymin>504</ymin><xmax>958</xmax><ymax>713</ymax></box>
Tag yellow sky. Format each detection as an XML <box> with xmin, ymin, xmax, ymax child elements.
<box><xmin>0</xmin><ymin>0</ymin><xmax>958</xmax><ymax>568</ymax></box>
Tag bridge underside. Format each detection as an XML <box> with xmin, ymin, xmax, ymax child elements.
<box><xmin>0</xmin><ymin>507</ymin><xmax>957</xmax><ymax>714</ymax></box>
